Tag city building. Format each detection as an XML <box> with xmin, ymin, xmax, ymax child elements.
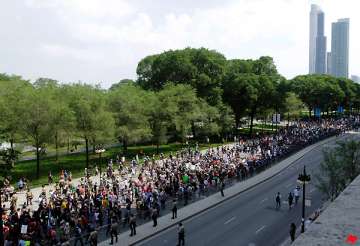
<box><xmin>315</xmin><ymin>11</ymin><xmax>327</xmax><ymax>74</ymax></box>
<box><xmin>351</xmin><ymin>75</ymin><xmax>360</xmax><ymax>83</ymax></box>
<box><xmin>330</xmin><ymin>18</ymin><xmax>350</xmax><ymax>78</ymax></box>
<box><xmin>309</xmin><ymin>4</ymin><xmax>327</xmax><ymax>74</ymax></box>
<box><xmin>327</xmin><ymin>52</ymin><xmax>332</xmax><ymax>75</ymax></box>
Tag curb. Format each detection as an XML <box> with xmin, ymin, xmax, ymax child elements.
<box><xmin>130</xmin><ymin>135</ymin><xmax>338</xmax><ymax>246</ymax></box>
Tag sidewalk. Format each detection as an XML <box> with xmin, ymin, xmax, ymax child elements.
<box><xmin>9</xmin><ymin>144</ymin><xmax>235</xmax><ymax>211</ymax></box>
<box><xmin>98</xmin><ymin>135</ymin><xmax>338</xmax><ymax>246</ymax></box>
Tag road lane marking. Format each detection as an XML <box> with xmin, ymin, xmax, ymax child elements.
<box><xmin>255</xmin><ymin>225</ymin><xmax>266</xmax><ymax>234</ymax></box>
<box><xmin>260</xmin><ymin>198</ymin><xmax>268</xmax><ymax>204</ymax></box>
<box><xmin>285</xmin><ymin>183</ymin><xmax>292</xmax><ymax>188</ymax></box>
<box><xmin>310</xmin><ymin>188</ymin><xmax>316</xmax><ymax>193</ymax></box>
<box><xmin>224</xmin><ymin>216</ymin><xmax>236</xmax><ymax>225</ymax></box>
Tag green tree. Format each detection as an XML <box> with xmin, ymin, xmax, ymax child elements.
<box><xmin>136</xmin><ymin>47</ymin><xmax>226</xmax><ymax>106</ymax></box>
<box><xmin>168</xmin><ymin>84</ymin><xmax>202</xmax><ymax>142</ymax></box>
<box><xmin>316</xmin><ymin>140</ymin><xmax>360</xmax><ymax>201</ymax></box>
<box><xmin>65</xmin><ymin>84</ymin><xmax>114</xmax><ymax>168</ymax></box>
<box><xmin>222</xmin><ymin>57</ymin><xmax>280</xmax><ymax>133</ymax></box>
<box><xmin>108</xmin><ymin>83</ymin><xmax>152</xmax><ymax>154</ymax></box>
<box><xmin>0</xmin><ymin>80</ymin><xmax>32</xmax><ymax>155</ymax></box>
<box><xmin>109</xmin><ymin>79</ymin><xmax>135</xmax><ymax>91</ymax></box>
<box><xmin>290</xmin><ymin>75</ymin><xmax>345</xmax><ymax>117</ymax></box>
<box><xmin>0</xmin><ymin>149</ymin><xmax>20</xmax><ymax>180</ymax></box>
<box><xmin>34</xmin><ymin>79</ymin><xmax>76</xmax><ymax>163</ymax></box>
<box><xmin>21</xmin><ymin>86</ymin><xmax>53</xmax><ymax>178</ymax></box>
<box><xmin>283</xmin><ymin>92</ymin><xmax>305</xmax><ymax>122</ymax></box>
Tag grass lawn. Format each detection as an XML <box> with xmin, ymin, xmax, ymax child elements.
<box><xmin>12</xmin><ymin>142</ymin><xmax>226</xmax><ymax>188</ymax></box>
<box><xmin>19</xmin><ymin>143</ymin><xmax>87</xmax><ymax>159</ymax></box>
<box><xmin>237</xmin><ymin>123</ymin><xmax>282</xmax><ymax>135</ymax></box>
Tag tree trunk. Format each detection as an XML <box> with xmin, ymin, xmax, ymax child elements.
<box><xmin>123</xmin><ymin>139</ymin><xmax>128</xmax><ymax>155</ymax></box>
<box><xmin>249</xmin><ymin>109</ymin><xmax>255</xmax><ymax>136</ymax></box>
<box><xmin>85</xmin><ymin>137</ymin><xmax>89</xmax><ymax>169</ymax></box>
<box><xmin>36</xmin><ymin>144</ymin><xmax>40</xmax><ymax>179</ymax></box>
<box><xmin>10</xmin><ymin>139</ymin><xmax>14</xmax><ymax>152</ymax></box>
<box><xmin>287</xmin><ymin>112</ymin><xmax>290</xmax><ymax>126</ymax></box>
<box><xmin>156</xmin><ymin>142</ymin><xmax>160</xmax><ymax>155</ymax></box>
<box><xmin>67</xmin><ymin>137</ymin><xmax>70</xmax><ymax>154</ymax></box>
<box><xmin>309</xmin><ymin>107</ymin><xmax>312</xmax><ymax>118</ymax></box>
<box><xmin>191</xmin><ymin>121</ymin><xmax>196</xmax><ymax>139</ymax></box>
<box><xmin>235</xmin><ymin>114</ymin><xmax>240</xmax><ymax>129</ymax></box>
<box><xmin>55</xmin><ymin>133</ymin><xmax>59</xmax><ymax>164</ymax></box>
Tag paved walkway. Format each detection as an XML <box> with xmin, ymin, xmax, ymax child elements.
<box><xmin>97</xmin><ymin>135</ymin><xmax>339</xmax><ymax>246</ymax></box>
<box><xmin>8</xmin><ymin>144</ymin><xmax>235</xmax><ymax>211</ymax></box>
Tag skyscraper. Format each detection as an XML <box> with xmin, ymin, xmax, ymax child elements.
<box><xmin>327</xmin><ymin>52</ymin><xmax>332</xmax><ymax>75</ymax></box>
<box><xmin>330</xmin><ymin>18</ymin><xmax>350</xmax><ymax>78</ymax></box>
<box><xmin>309</xmin><ymin>4</ymin><xmax>327</xmax><ymax>74</ymax></box>
<box><xmin>315</xmin><ymin>11</ymin><xmax>327</xmax><ymax>74</ymax></box>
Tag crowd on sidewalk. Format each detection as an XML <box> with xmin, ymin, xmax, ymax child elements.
<box><xmin>1</xmin><ymin>117</ymin><xmax>359</xmax><ymax>246</ymax></box>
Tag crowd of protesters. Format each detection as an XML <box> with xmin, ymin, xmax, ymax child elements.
<box><xmin>1</xmin><ymin>117</ymin><xmax>359</xmax><ymax>246</ymax></box>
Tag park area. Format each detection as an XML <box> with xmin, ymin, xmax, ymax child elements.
<box><xmin>1</xmin><ymin>48</ymin><xmax>360</xmax><ymax>246</ymax></box>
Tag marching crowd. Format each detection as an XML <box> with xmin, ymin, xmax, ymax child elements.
<box><xmin>1</xmin><ymin>117</ymin><xmax>359</xmax><ymax>246</ymax></box>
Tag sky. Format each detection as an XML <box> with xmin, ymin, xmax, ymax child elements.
<box><xmin>0</xmin><ymin>0</ymin><xmax>359</xmax><ymax>88</ymax></box>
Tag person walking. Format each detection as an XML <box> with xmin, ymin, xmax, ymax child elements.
<box><xmin>177</xmin><ymin>222</ymin><xmax>185</xmax><ymax>246</ymax></box>
<box><xmin>220</xmin><ymin>180</ymin><xmax>225</xmax><ymax>197</ymax></box>
<box><xmin>294</xmin><ymin>186</ymin><xmax>300</xmax><ymax>205</ymax></box>
<box><xmin>152</xmin><ymin>207</ymin><xmax>158</xmax><ymax>227</ymax></box>
<box><xmin>288</xmin><ymin>192</ymin><xmax>294</xmax><ymax>210</ymax></box>
<box><xmin>183</xmin><ymin>187</ymin><xmax>189</xmax><ymax>206</ymax></box>
<box><xmin>74</xmin><ymin>224</ymin><xmax>84</xmax><ymax>246</ymax></box>
<box><xmin>109</xmin><ymin>219</ymin><xmax>118</xmax><ymax>245</ymax></box>
<box><xmin>129</xmin><ymin>213</ymin><xmax>137</xmax><ymax>236</ymax></box>
<box><xmin>26</xmin><ymin>189</ymin><xmax>33</xmax><ymax>206</ymax></box>
<box><xmin>289</xmin><ymin>223</ymin><xmax>296</xmax><ymax>243</ymax></box>
<box><xmin>275</xmin><ymin>192</ymin><xmax>281</xmax><ymax>210</ymax></box>
<box><xmin>88</xmin><ymin>228</ymin><xmax>98</xmax><ymax>246</ymax></box>
<box><xmin>172</xmin><ymin>199</ymin><xmax>178</xmax><ymax>219</ymax></box>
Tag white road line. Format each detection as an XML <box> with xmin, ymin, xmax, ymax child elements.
<box><xmin>285</xmin><ymin>183</ymin><xmax>292</xmax><ymax>188</ymax></box>
<box><xmin>260</xmin><ymin>198</ymin><xmax>268</xmax><ymax>204</ymax></box>
<box><xmin>255</xmin><ymin>225</ymin><xmax>266</xmax><ymax>234</ymax></box>
<box><xmin>224</xmin><ymin>216</ymin><xmax>236</xmax><ymax>225</ymax></box>
<box><xmin>310</xmin><ymin>188</ymin><xmax>316</xmax><ymax>193</ymax></box>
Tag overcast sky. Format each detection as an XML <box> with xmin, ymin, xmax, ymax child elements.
<box><xmin>0</xmin><ymin>0</ymin><xmax>359</xmax><ymax>88</ymax></box>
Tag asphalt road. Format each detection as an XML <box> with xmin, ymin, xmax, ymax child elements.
<box><xmin>139</xmin><ymin>133</ymin><xmax>359</xmax><ymax>246</ymax></box>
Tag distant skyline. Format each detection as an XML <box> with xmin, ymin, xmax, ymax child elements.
<box><xmin>0</xmin><ymin>0</ymin><xmax>359</xmax><ymax>88</ymax></box>
<box><xmin>309</xmin><ymin>4</ymin><xmax>327</xmax><ymax>74</ymax></box>
<box><xmin>330</xmin><ymin>18</ymin><xmax>350</xmax><ymax>78</ymax></box>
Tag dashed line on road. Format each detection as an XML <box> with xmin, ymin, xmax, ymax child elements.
<box><xmin>310</xmin><ymin>188</ymin><xmax>316</xmax><ymax>193</ymax></box>
<box><xmin>255</xmin><ymin>225</ymin><xmax>266</xmax><ymax>234</ymax></box>
<box><xmin>224</xmin><ymin>216</ymin><xmax>236</xmax><ymax>225</ymax></box>
<box><xmin>285</xmin><ymin>183</ymin><xmax>293</xmax><ymax>188</ymax></box>
<box><xmin>260</xmin><ymin>198</ymin><xmax>268</xmax><ymax>204</ymax></box>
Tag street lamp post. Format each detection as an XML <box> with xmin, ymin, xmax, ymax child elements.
<box><xmin>95</xmin><ymin>148</ymin><xmax>105</xmax><ymax>180</ymax></box>
<box><xmin>297</xmin><ymin>165</ymin><xmax>311</xmax><ymax>233</ymax></box>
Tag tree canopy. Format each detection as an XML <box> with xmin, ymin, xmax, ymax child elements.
<box><xmin>1</xmin><ymin>47</ymin><xmax>360</xmax><ymax>180</ymax></box>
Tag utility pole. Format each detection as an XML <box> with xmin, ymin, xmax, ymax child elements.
<box><xmin>297</xmin><ymin>165</ymin><xmax>311</xmax><ymax>233</ymax></box>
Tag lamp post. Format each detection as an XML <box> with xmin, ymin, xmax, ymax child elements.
<box><xmin>297</xmin><ymin>165</ymin><xmax>311</xmax><ymax>233</ymax></box>
<box><xmin>95</xmin><ymin>148</ymin><xmax>105</xmax><ymax>180</ymax></box>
